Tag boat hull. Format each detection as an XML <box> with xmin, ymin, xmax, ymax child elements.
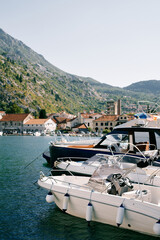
<box><xmin>55</xmin><ymin>191</ymin><xmax>157</xmax><ymax>236</ymax></box>
<box><xmin>43</xmin><ymin>151</ymin><xmax>51</xmax><ymax>164</ymax></box>
<box><xmin>38</xmin><ymin>177</ymin><xmax>160</xmax><ymax>237</ymax></box>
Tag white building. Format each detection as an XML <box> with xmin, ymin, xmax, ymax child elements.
<box><xmin>23</xmin><ymin>118</ymin><xmax>56</xmax><ymax>134</ymax></box>
<box><xmin>0</xmin><ymin>111</ymin><xmax>5</xmax><ymax>120</ymax></box>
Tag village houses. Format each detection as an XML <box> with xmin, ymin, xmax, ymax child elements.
<box><xmin>0</xmin><ymin>100</ymin><xmax>135</xmax><ymax>135</ymax></box>
<box><xmin>50</xmin><ymin>111</ymin><xmax>103</xmax><ymax>133</ymax></box>
<box><xmin>0</xmin><ymin>113</ymin><xmax>56</xmax><ymax>134</ymax></box>
<box><xmin>49</xmin><ymin>111</ymin><xmax>134</xmax><ymax>133</ymax></box>
<box><xmin>0</xmin><ymin>112</ymin><xmax>133</xmax><ymax>134</ymax></box>
<box><xmin>77</xmin><ymin>111</ymin><xmax>103</xmax><ymax>129</ymax></box>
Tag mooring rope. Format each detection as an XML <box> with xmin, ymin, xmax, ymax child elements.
<box><xmin>24</xmin><ymin>148</ymin><xmax>49</xmax><ymax>169</ymax></box>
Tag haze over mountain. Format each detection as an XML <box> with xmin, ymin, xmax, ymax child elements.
<box><xmin>0</xmin><ymin>28</ymin><xmax>159</xmax><ymax>115</ymax></box>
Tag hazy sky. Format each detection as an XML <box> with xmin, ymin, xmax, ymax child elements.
<box><xmin>1</xmin><ymin>0</ymin><xmax>160</xmax><ymax>88</ymax></box>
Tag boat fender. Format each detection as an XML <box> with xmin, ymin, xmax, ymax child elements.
<box><xmin>116</xmin><ymin>204</ymin><xmax>125</xmax><ymax>227</ymax></box>
<box><xmin>62</xmin><ymin>193</ymin><xmax>70</xmax><ymax>212</ymax></box>
<box><xmin>46</xmin><ymin>191</ymin><xmax>54</xmax><ymax>203</ymax></box>
<box><xmin>153</xmin><ymin>219</ymin><xmax>160</xmax><ymax>235</ymax></box>
<box><xmin>86</xmin><ymin>202</ymin><xmax>93</xmax><ymax>223</ymax></box>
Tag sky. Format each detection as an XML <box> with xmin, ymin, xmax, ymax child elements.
<box><xmin>0</xmin><ymin>0</ymin><xmax>160</xmax><ymax>88</ymax></box>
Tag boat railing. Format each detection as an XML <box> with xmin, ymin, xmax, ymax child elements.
<box><xmin>43</xmin><ymin>175</ymin><xmax>95</xmax><ymax>191</ymax></box>
<box><xmin>51</xmin><ymin>162</ymin><xmax>75</xmax><ymax>176</ymax></box>
<box><xmin>108</xmin><ymin>141</ymin><xmax>158</xmax><ymax>161</ymax></box>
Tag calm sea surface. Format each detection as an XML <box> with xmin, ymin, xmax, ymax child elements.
<box><xmin>0</xmin><ymin>136</ymin><xmax>157</xmax><ymax>240</ymax></box>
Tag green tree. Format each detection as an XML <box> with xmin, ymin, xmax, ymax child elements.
<box><xmin>33</xmin><ymin>77</ymin><xmax>36</xmax><ymax>83</ymax></box>
<box><xmin>103</xmin><ymin>129</ymin><xmax>110</xmax><ymax>134</ymax></box>
<box><xmin>39</xmin><ymin>109</ymin><xmax>47</xmax><ymax>119</ymax></box>
<box><xmin>6</xmin><ymin>103</ymin><xmax>24</xmax><ymax>113</ymax></box>
<box><xmin>19</xmin><ymin>74</ymin><xmax>23</xmax><ymax>83</ymax></box>
<box><xmin>55</xmin><ymin>94</ymin><xmax>61</xmax><ymax>101</ymax></box>
<box><xmin>25</xmin><ymin>108</ymin><xmax>30</xmax><ymax>113</ymax></box>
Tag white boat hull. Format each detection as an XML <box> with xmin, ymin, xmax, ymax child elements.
<box><xmin>38</xmin><ymin>175</ymin><xmax>160</xmax><ymax>237</ymax></box>
<box><xmin>54</xmin><ymin>190</ymin><xmax>157</xmax><ymax>236</ymax></box>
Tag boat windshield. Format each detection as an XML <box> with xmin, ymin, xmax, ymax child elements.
<box><xmin>99</xmin><ymin>133</ymin><xmax>129</xmax><ymax>148</ymax></box>
<box><xmin>86</xmin><ymin>161</ymin><xmax>134</xmax><ymax>192</ymax></box>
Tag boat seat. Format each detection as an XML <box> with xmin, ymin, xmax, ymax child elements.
<box><xmin>122</xmin><ymin>189</ymin><xmax>151</xmax><ymax>202</ymax></box>
<box><xmin>135</xmin><ymin>141</ymin><xmax>149</xmax><ymax>151</ymax></box>
<box><xmin>142</xmin><ymin>150</ymin><xmax>158</xmax><ymax>160</ymax></box>
<box><xmin>68</xmin><ymin>145</ymin><xmax>95</xmax><ymax>148</ymax></box>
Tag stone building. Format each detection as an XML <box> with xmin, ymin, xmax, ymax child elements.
<box><xmin>106</xmin><ymin>99</ymin><xmax>121</xmax><ymax>115</ymax></box>
<box><xmin>0</xmin><ymin>113</ymin><xmax>33</xmax><ymax>134</ymax></box>
<box><xmin>93</xmin><ymin>115</ymin><xmax>119</xmax><ymax>132</ymax></box>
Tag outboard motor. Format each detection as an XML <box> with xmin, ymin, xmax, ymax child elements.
<box><xmin>107</xmin><ymin>173</ymin><xmax>133</xmax><ymax>196</ymax></box>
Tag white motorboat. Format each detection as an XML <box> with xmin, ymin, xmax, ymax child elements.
<box><xmin>53</xmin><ymin>153</ymin><xmax>160</xmax><ymax>187</ymax></box>
<box><xmin>33</xmin><ymin>131</ymin><xmax>41</xmax><ymax>136</ymax></box>
<box><xmin>38</xmin><ymin>167</ymin><xmax>160</xmax><ymax>237</ymax></box>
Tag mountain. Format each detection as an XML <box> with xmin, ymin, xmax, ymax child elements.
<box><xmin>0</xmin><ymin>28</ymin><xmax>159</xmax><ymax>115</ymax></box>
<box><xmin>124</xmin><ymin>80</ymin><xmax>160</xmax><ymax>95</ymax></box>
<box><xmin>0</xmin><ymin>28</ymin><xmax>108</xmax><ymax>114</ymax></box>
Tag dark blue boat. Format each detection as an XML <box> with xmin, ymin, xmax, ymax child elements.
<box><xmin>45</xmin><ymin>119</ymin><xmax>160</xmax><ymax>167</ymax></box>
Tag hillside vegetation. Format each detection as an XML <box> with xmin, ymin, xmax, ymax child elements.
<box><xmin>124</xmin><ymin>80</ymin><xmax>160</xmax><ymax>95</ymax></box>
<box><xmin>0</xmin><ymin>54</ymin><xmax>107</xmax><ymax>114</ymax></box>
<box><xmin>0</xmin><ymin>28</ymin><xmax>160</xmax><ymax>115</ymax></box>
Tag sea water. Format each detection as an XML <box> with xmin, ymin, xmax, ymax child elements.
<box><xmin>0</xmin><ymin>136</ymin><xmax>157</xmax><ymax>240</ymax></box>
